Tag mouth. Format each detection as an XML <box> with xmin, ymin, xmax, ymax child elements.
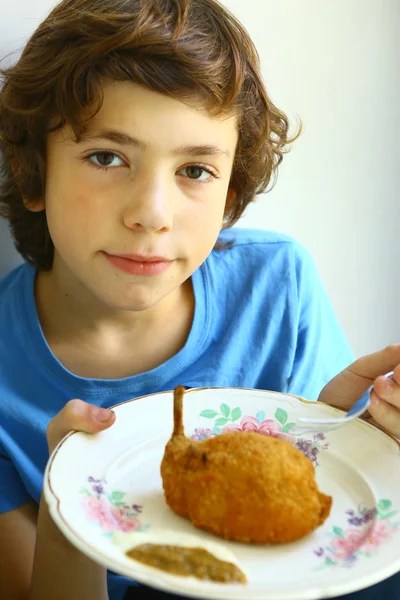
<box><xmin>111</xmin><ymin>253</ymin><xmax>171</xmax><ymax>263</ymax></box>
<box><xmin>102</xmin><ymin>252</ymin><xmax>173</xmax><ymax>276</ymax></box>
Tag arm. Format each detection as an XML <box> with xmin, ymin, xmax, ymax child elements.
<box><xmin>0</xmin><ymin>501</ymin><xmax>37</xmax><ymax>600</ymax></box>
<box><xmin>0</xmin><ymin>400</ymin><xmax>116</xmax><ymax>600</ymax></box>
<box><xmin>288</xmin><ymin>245</ymin><xmax>400</xmax><ymax>437</ymax></box>
<box><xmin>30</xmin><ymin>493</ymin><xmax>109</xmax><ymax>600</ymax></box>
<box><xmin>287</xmin><ymin>244</ymin><xmax>354</xmax><ymax>399</ymax></box>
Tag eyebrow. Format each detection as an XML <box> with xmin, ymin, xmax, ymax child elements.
<box><xmin>80</xmin><ymin>129</ymin><xmax>230</xmax><ymax>159</ymax></box>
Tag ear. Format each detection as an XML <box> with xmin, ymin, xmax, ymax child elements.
<box><xmin>225</xmin><ymin>187</ymin><xmax>236</xmax><ymax>210</ymax></box>
<box><xmin>223</xmin><ymin>187</ymin><xmax>236</xmax><ymax>223</ymax></box>
<box><xmin>10</xmin><ymin>161</ymin><xmax>46</xmax><ymax>212</ymax></box>
<box><xmin>23</xmin><ymin>195</ymin><xmax>45</xmax><ymax>213</ymax></box>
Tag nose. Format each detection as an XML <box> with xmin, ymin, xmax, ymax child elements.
<box><xmin>122</xmin><ymin>170</ymin><xmax>174</xmax><ymax>234</ymax></box>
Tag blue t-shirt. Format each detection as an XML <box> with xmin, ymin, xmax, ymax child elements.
<box><xmin>0</xmin><ymin>228</ymin><xmax>353</xmax><ymax>600</ymax></box>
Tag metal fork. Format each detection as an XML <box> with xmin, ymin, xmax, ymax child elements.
<box><xmin>290</xmin><ymin>371</ymin><xmax>394</xmax><ymax>435</ymax></box>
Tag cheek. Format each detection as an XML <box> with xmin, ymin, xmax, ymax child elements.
<box><xmin>176</xmin><ymin>195</ymin><xmax>225</xmax><ymax>267</ymax></box>
<box><xmin>45</xmin><ymin>180</ymin><xmax>105</xmax><ymax>252</ymax></box>
<box><xmin>45</xmin><ymin>152</ymin><xmax>115</xmax><ymax>237</ymax></box>
<box><xmin>182</xmin><ymin>185</ymin><xmax>227</xmax><ymax>230</ymax></box>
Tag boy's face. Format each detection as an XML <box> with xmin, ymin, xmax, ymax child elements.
<box><xmin>37</xmin><ymin>81</ymin><xmax>238</xmax><ymax>313</ymax></box>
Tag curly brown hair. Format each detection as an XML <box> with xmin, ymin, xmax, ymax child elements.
<box><xmin>0</xmin><ymin>0</ymin><xmax>299</xmax><ymax>270</ymax></box>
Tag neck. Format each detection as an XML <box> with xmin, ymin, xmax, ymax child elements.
<box><xmin>34</xmin><ymin>263</ymin><xmax>195</xmax><ymax>379</ymax></box>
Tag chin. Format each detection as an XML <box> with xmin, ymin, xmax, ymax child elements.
<box><xmin>102</xmin><ymin>290</ymin><xmax>166</xmax><ymax>313</ymax></box>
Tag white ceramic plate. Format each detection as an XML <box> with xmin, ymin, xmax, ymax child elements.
<box><xmin>43</xmin><ymin>388</ymin><xmax>400</xmax><ymax>599</ymax></box>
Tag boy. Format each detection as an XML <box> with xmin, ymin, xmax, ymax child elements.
<box><xmin>0</xmin><ymin>0</ymin><xmax>399</xmax><ymax>599</ymax></box>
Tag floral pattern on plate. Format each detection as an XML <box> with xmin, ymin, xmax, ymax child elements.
<box><xmin>193</xmin><ymin>404</ymin><xmax>329</xmax><ymax>466</ymax></box>
<box><xmin>80</xmin><ymin>476</ymin><xmax>149</xmax><ymax>537</ymax></box>
<box><xmin>314</xmin><ymin>499</ymin><xmax>400</xmax><ymax>569</ymax></box>
<box><xmin>45</xmin><ymin>388</ymin><xmax>400</xmax><ymax>599</ymax></box>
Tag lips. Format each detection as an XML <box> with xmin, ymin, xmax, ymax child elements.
<box><xmin>113</xmin><ymin>253</ymin><xmax>170</xmax><ymax>262</ymax></box>
<box><xmin>103</xmin><ymin>252</ymin><xmax>173</xmax><ymax>276</ymax></box>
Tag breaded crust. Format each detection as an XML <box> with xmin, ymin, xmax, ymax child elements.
<box><xmin>161</xmin><ymin>431</ymin><xmax>332</xmax><ymax>544</ymax></box>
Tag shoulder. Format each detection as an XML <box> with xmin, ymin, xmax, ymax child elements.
<box><xmin>0</xmin><ymin>263</ymin><xmax>33</xmax><ymax>306</ymax></box>
<box><xmin>200</xmin><ymin>228</ymin><xmax>324</xmax><ymax>316</ymax></box>
<box><xmin>197</xmin><ymin>228</ymin><xmax>320</xmax><ymax>319</ymax></box>
<box><xmin>212</xmin><ymin>227</ymin><xmax>316</xmax><ymax>278</ymax></box>
<box><xmin>0</xmin><ymin>264</ymin><xmax>34</xmax><ymax>338</ymax></box>
<box><xmin>218</xmin><ymin>226</ymin><xmax>296</xmax><ymax>248</ymax></box>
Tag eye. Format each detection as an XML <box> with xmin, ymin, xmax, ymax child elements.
<box><xmin>85</xmin><ymin>151</ymin><xmax>125</xmax><ymax>169</ymax></box>
<box><xmin>178</xmin><ymin>165</ymin><xmax>217</xmax><ymax>183</ymax></box>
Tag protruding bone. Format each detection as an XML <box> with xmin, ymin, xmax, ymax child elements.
<box><xmin>172</xmin><ymin>385</ymin><xmax>186</xmax><ymax>437</ymax></box>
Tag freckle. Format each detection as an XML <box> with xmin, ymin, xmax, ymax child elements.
<box><xmin>202</xmin><ymin>453</ymin><xmax>207</xmax><ymax>462</ymax></box>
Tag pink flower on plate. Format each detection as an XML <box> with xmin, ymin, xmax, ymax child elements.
<box><xmin>330</xmin><ymin>529</ymin><xmax>365</xmax><ymax>560</ymax></box>
<box><xmin>81</xmin><ymin>496</ymin><xmax>141</xmax><ymax>533</ymax></box>
<box><xmin>223</xmin><ymin>415</ymin><xmax>294</xmax><ymax>443</ymax></box>
<box><xmin>82</xmin><ymin>496</ymin><xmax>119</xmax><ymax>532</ymax></box>
<box><xmin>360</xmin><ymin>520</ymin><xmax>393</xmax><ymax>553</ymax></box>
<box><xmin>110</xmin><ymin>506</ymin><xmax>141</xmax><ymax>533</ymax></box>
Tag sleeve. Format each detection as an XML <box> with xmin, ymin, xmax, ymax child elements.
<box><xmin>287</xmin><ymin>243</ymin><xmax>354</xmax><ymax>401</ymax></box>
<box><xmin>0</xmin><ymin>434</ymin><xmax>31</xmax><ymax>513</ymax></box>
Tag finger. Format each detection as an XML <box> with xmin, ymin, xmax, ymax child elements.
<box><xmin>347</xmin><ymin>344</ymin><xmax>400</xmax><ymax>387</ymax></box>
<box><xmin>373</xmin><ymin>373</ymin><xmax>400</xmax><ymax>410</ymax></box>
<box><xmin>368</xmin><ymin>391</ymin><xmax>400</xmax><ymax>438</ymax></box>
<box><xmin>318</xmin><ymin>344</ymin><xmax>400</xmax><ymax>410</ymax></box>
<box><xmin>391</xmin><ymin>363</ymin><xmax>400</xmax><ymax>386</ymax></box>
<box><xmin>47</xmin><ymin>399</ymin><xmax>115</xmax><ymax>454</ymax></box>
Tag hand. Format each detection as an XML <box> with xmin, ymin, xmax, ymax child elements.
<box><xmin>46</xmin><ymin>399</ymin><xmax>116</xmax><ymax>455</ymax></box>
<box><xmin>318</xmin><ymin>344</ymin><xmax>400</xmax><ymax>438</ymax></box>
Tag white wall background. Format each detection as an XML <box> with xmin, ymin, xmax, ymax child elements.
<box><xmin>1</xmin><ymin>0</ymin><xmax>399</xmax><ymax>356</ymax></box>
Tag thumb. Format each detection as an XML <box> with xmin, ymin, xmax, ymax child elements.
<box><xmin>318</xmin><ymin>344</ymin><xmax>400</xmax><ymax>410</ymax></box>
<box><xmin>47</xmin><ymin>399</ymin><xmax>116</xmax><ymax>455</ymax></box>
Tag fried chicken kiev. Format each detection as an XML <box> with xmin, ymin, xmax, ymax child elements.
<box><xmin>161</xmin><ymin>386</ymin><xmax>332</xmax><ymax>544</ymax></box>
